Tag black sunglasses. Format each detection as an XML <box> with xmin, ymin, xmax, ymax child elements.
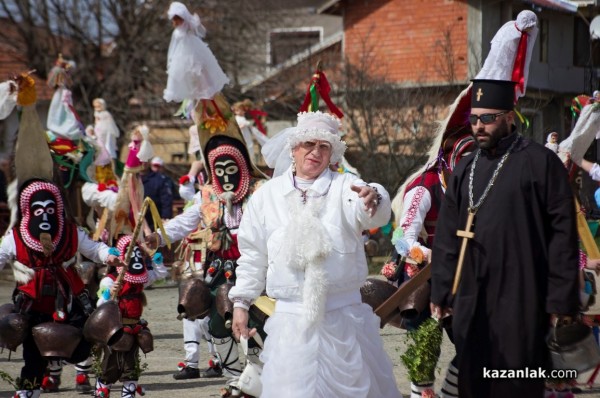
<box><xmin>468</xmin><ymin>111</ymin><xmax>508</xmax><ymax>125</ymax></box>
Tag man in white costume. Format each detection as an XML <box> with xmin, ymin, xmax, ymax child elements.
<box><xmin>230</xmin><ymin>111</ymin><xmax>402</xmax><ymax>398</ymax></box>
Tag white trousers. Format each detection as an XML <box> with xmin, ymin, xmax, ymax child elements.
<box><xmin>182</xmin><ymin>316</ymin><xmax>215</xmax><ymax>368</ymax></box>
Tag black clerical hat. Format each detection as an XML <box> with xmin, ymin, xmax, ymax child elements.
<box><xmin>471</xmin><ymin>79</ymin><xmax>516</xmax><ymax>110</ymax></box>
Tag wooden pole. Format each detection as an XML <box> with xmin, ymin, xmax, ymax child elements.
<box><xmin>577</xmin><ymin>199</ymin><xmax>600</xmax><ymax>258</ymax></box>
<box><xmin>375</xmin><ymin>263</ymin><xmax>431</xmax><ymax>327</ymax></box>
<box><xmin>110</xmin><ymin>197</ymin><xmax>152</xmax><ymax>300</ymax></box>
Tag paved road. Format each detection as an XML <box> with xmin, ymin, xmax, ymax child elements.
<box><xmin>1</xmin><ymin>279</ymin><xmax>600</xmax><ymax>397</ymax></box>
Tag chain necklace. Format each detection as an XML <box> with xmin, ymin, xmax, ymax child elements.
<box><xmin>292</xmin><ymin>172</ymin><xmax>333</xmax><ymax>204</ymax></box>
<box><xmin>468</xmin><ymin>135</ymin><xmax>521</xmax><ymax>212</ymax></box>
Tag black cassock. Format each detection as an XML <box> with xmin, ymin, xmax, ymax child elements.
<box><xmin>431</xmin><ymin>133</ymin><xmax>579</xmax><ymax>398</ymax></box>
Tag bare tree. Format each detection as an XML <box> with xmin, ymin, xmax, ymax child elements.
<box><xmin>0</xmin><ymin>0</ymin><xmax>467</xmax><ymax>202</ymax></box>
<box><xmin>340</xmin><ymin>27</ymin><xmax>462</xmax><ymax>196</ymax></box>
<box><xmin>0</xmin><ymin>0</ymin><xmax>175</xmax><ymax>130</ymax></box>
<box><xmin>434</xmin><ymin>26</ymin><xmax>458</xmax><ymax>84</ymax></box>
<box><xmin>0</xmin><ymin>0</ymin><xmax>289</xmax><ymax>134</ymax></box>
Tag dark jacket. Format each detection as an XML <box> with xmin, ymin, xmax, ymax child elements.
<box><xmin>142</xmin><ymin>171</ymin><xmax>173</xmax><ymax>220</ymax></box>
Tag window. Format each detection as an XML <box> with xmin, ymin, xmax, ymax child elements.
<box><xmin>574</xmin><ymin>18</ymin><xmax>600</xmax><ymax>67</ymax></box>
<box><xmin>539</xmin><ymin>18</ymin><xmax>548</xmax><ymax>63</ymax></box>
<box><xmin>268</xmin><ymin>28</ymin><xmax>322</xmax><ymax>66</ymax></box>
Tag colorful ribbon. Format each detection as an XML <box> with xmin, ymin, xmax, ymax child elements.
<box><xmin>147</xmin><ymin>198</ymin><xmax>171</xmax><ymax>250</ymax></box>
<box><xmin>571</xmin><ymin>95</ymin><xmax>591</xmax><ymax>119</ymax></box>
<box><xmin>299</xmin><ymin>70</ymin><xmax>344</xmax><ymax>118</ymax></box>
<box><xmin>514</xmin><ymin>108</ymin><xmax>530</xmax><ymax>132</ymax></box>
<box><xmin>51</xmin><ymin>154</ymin><xmax>77</xmax><ymax>188</ymax></box>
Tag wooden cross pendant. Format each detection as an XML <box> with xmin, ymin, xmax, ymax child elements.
<box><xmin>452</xmin><ymin>210</ymin><xmax>476</xmax><ymax>294</ymax></box>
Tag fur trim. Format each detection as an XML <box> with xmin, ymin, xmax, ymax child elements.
<box><xmin>12</xmin><ymin>260</ymin><xmax>35</xmax><ymax>284</ymax></box>
<box><xmin>303</xmin><ymin>266</ymin><xmax>328</xmax><ymax>325</ymax></box>
<box><xmin>280</xmin><ymin>193</ymin><xmax>331</xmax><ymax>324</ymax></box>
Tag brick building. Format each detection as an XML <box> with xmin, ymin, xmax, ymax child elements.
<box><xmin>244</xmin><ymin>0</ymin><xmax>600</xmax><ymax>194</ymax></box>
<box><xmin>319</xmin><ymin>0</ymin><xmax>600</xmax><ymax>141</ymax></box>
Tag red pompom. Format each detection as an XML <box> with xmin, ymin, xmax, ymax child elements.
<box><xmin>179</xmin><ymin>175</ymin><xmax>190</xmax><ymax>185</ymax></box>
<box><xmin>97</xmin><ymin>183</ymin><xmax>107</xmax><ymax>192</ymax></box>
<box><xmin>53</xmin><ymin>310</ymin><xmax>66</xmax><ymax>322</ymax></box>
<box><xmin>75</xmin><ymin>373</ymin><xmax>88</xmax><ymax>384</ymax></box>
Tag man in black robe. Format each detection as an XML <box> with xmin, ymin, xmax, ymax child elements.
<box><xmin>430</xmin><ymin>79</ymin><xmax>579</xmax><ymax>398</ymax></box>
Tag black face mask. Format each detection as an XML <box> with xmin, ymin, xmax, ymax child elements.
<box><xmin>128</xmin><ymin>246</ymin><xmax>145</xmax><ymax>276</ymax></box>
<box><xmin>212</xmin><ymin>154</ymin><xmax>241</xmax><ymax>192</ymax></box>
<box><xmin>27</xmin><ymin>190</ymin><xmax>58</xmax><ymax>240</ymax></box>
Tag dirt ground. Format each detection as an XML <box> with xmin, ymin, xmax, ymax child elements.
<box><xmin>1</xmin><ymin>279</ymin><xmax>600</xmax><ymax>397</ymax></box>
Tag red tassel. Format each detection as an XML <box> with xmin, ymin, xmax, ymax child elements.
<box><xmin>136</xmin><ymin>385</ymin><xmax>146</xmax><ymax>396</ymax></box>
<box><xmin>315</xmin><ymin>71</ymin><xmax>343</xmax><ymax>118</ymax></box>
<box><xmin>511</xmin><ymin>22</ymin><xmax>528</xmax><ymax>101</ymax></box>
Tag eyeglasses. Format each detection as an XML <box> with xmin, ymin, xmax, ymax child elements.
<box><xmin>298</xmin><ymin>141</ymin><xmax>332</xmax><ymax>152</ymax></box>
<box><xmin>468</xmin><ymin>111</ymin><xmax>508</xmax><ymax>125</ymax></box>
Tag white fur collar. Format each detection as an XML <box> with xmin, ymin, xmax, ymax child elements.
<box><xmin>280</xmin><ymin>191</ymin><xmax>332</xmax><ymax>324</ymax></box>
